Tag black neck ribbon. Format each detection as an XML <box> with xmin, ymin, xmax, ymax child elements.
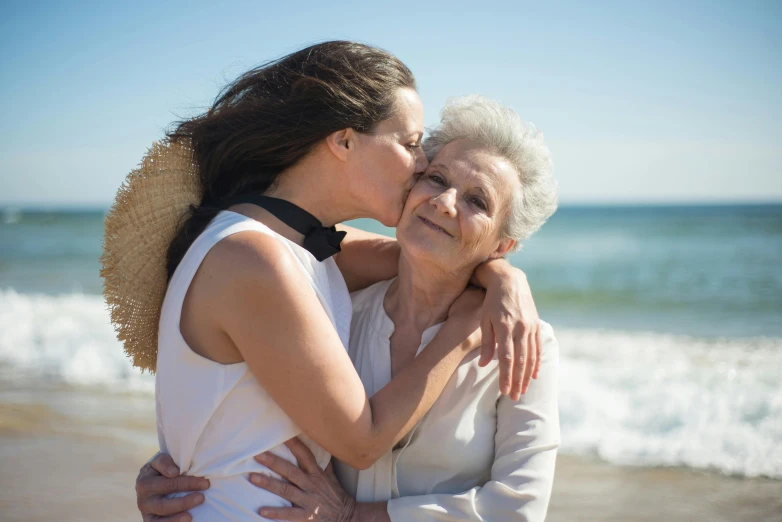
<box><xmin>224</xmin><ymin>194</ymin><xmax>346</xmax><ymax>262</ymax></box>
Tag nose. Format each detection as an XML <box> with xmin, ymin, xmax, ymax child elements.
<box><xmin>415</xmin><ymin>148</ymin><xmax>429</xmax><ymax>174</ymax></box>
<box><xmin>431</xmin><ymin>188</ymin><xmax>457</xmax><ymax>217</ymax></box>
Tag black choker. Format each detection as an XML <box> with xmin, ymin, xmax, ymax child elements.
<box><xmin>223</xmin><ymin>194</ymin><xmax>346</xmax><ymax>261</ymax></box>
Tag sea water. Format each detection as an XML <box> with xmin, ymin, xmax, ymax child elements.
<box><xmin>1</xmin><ymin>204</ymin><xmax>780</xmax><ymax>478</ymax></box>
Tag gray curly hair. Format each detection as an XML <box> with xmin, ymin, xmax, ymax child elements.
<box><xmin>422</xmin><ymin>95</ymin><xmax>558</xmax><ymax>251</ymax></box>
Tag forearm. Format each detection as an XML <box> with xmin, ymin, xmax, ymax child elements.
<box><xmin>357</xmin><ymin>328</ymin><xmax>475</xmax><ymax>468</ymax></box>
<box><xmin>335</xmin><ymin>224</ymin><xmax>400</xmax><ymax>292</ymax></box>
<box><xmin>385</xmin><ymin>472</ymin><xmax>556</xmax><ymax>522</ymax></box>
<box><xmin>352</xmin><ymin>501</ymin><xmax>390</xmax><ymax>522</ymax></box>
<box><xmin>471</xmin><ymin>257</ymin><xmax>522</xmax><ymax>289</ymax></box>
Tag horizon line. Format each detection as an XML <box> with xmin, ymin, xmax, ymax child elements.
<box><xmin>3</xmin><ymin>201</ymin><xmax>782</xmax><ymax>212</ymax></box>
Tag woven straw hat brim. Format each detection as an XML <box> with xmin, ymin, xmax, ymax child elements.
<box><xmin>101</xmin><ymin>139</ymin><xmax>202</xmax><ymax>372</ymax></box>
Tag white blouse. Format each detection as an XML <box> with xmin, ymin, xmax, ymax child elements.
<box><xmin>333</xmin><ymin>279</ymin><xmax>560</xmax><ymax>522</ymax></box>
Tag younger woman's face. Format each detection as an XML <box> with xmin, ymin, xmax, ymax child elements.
<box><xmin>350</xmin><ymin>88</ymin><xmax>428</xmax><ymax>227</ymax></box>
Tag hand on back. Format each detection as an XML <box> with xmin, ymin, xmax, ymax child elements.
<box><xmin>136</xmin><ymin>453</ymin><xmax>209</xmax><ymax>522</ymax></box>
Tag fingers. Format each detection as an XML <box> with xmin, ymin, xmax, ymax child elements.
<box><xmin>140</xmin><ymin>492</ymin><xmax>205</xmax><ymax>518</ymax></box>
<box><xmin>509</xmin><ymin>323</ymin><xmax>525</xmax><ymax>400</ymax></box>
<box><xmin>148</xmin><ymin>453</ymin><xmax>181</xmax><ymax>479</ymax></box>
<box><xmin>521</xmin><ymin>330</ymin><xmax>537</xmax><ymax>396</ymax></box>
<box><xmin>533</xmin><ymin>327</ymin><xmax>542</xmax><ymax>380</ymax></box>
<box><xmin>258</xmin><ymin>506</ymin><xmax>306</xmax><ymax>521</ymax></box>
<box><xmin>495</xmin><ymin>320</ymin><xmax>514</xmax><ymax>396</ymax></box>
<box><xmin>255</xmin><ymin>451</ymin><xmax>308</xmax><ymax>489</ymax></box>
<box><xmin>284</xmin><ymin>437</ymin><xmax>320</xmax><ymax>474</ymax></box>
<box><xmin>478</xmin><ymin>316</ymin><xmax>494</xmax><ymax>367</ymax></box>
<box><xmin>250</xmin><ymin>473</ymin><xmax>306</xmax><ymax>506</ymax></box>
<box><xmin>144</xmin><ymin>514</ymin><xmax>193</xmax><ymax>522</ymax></box>
<box><xmin>137</xmin><ymin>474</ymin><xmax>210</xmax><ymax>498</ymax></box>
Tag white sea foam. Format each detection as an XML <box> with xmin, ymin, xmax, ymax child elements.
<box><xmin>0</xmin><ymin>290</ymin><xmax>154</xmax><ymax>393</ymax></box>
<box><xmin>555</xmin><ymin>328</ymin><xmax>782</xmax><ymax>478</ymax></box>
<box><xmin>1</xmin><ymin>290</ymin><xmax>780</xmax><ymax>478</ymax></box>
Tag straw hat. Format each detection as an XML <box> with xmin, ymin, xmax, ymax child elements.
<box><xmin>101</xmin><ymin>138</ymin><xmax>201</xmax><ymax>372</ymax></box>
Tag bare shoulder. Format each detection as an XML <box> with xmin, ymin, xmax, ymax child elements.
<box><xmin>185</xmin><ymin>229</ymin><xmax>309</xmax><ymax>334</ymax></box>
<box><xmin>201</xmin><ymin>230</ymin><xmax>301</xmax><ymax>291</ymax></box>
<box><xmin>180</xmin><ymin>230</ymin><xmax>305</xmax><ymax>362</ymax></box>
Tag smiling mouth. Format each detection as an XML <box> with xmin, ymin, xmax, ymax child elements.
<box><xmin>418</xmin><ymin>215</ymin><xmax>452</xmax><ymax>237</ymax></box>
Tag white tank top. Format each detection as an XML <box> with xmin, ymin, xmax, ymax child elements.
<box><xmin>155</xmin><ymin>210</ymin><xmax>352</xmax><ymax>521</ymax></box>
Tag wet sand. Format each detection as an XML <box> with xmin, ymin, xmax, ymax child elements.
<box><xmin>1</xmin><ymin>379</ymin><xmax>780</xmax><ymax>522</ymax></box>
<box><xmin>549</xmin><ymin>455</ymin><xmax>782</xmax><ymax>522</ymax></box>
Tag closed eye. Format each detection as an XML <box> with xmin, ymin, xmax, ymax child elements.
<box><xmin>470</xmin><ymin>197</ymin><xmax>487</xmax><ymax>211</ymax></box>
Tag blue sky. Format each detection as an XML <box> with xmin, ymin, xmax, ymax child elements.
<box><xmin>1</xmin><ymin>0</ymin><xmax>780</xmax><ymax>206</ymax></box>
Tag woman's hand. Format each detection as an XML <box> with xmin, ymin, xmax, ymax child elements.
<box><xmin>250</xmin><ymin>438</ymin><xmax>359</xmax><ymax>521</ymax></box>
<box><xmin>473</xmin><ymin>259</ymin><xmax>542</xmax><ymax>401</ymax></box>
<box><xmin>135</xmin><ymin>453</ymin><xmax>210</xmax><ymax>522</ymax></box>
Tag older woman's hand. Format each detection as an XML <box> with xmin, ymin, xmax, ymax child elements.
<box><xmin>250</xmin><ymin>438</ymin><xmax>368</xmax><ymax>522</ymax></box>
<box><xmin>473</xmin><ymin>259</ymin><xmax>541</xmax><ymax>401</ymax></box>
<box><xmin>135</xmin><ymin>453</ymin><xmax>210</xmax><ymax>522</ymax></box>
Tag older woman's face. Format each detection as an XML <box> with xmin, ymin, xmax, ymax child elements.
<box><xmin>397</xmin><ymin>139</ymin><xmax>519</xmax><ymax>270</ymax></box>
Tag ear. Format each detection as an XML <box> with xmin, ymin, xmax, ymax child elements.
<box><xmin>488</xmin><ymin>237</ymin><xmax>516</xmax><ymax>259</ymax></box>
<box><xmin>324</xmin><ymin>128</ymin><xmax>354</xmax><ymax>162</ymax></box>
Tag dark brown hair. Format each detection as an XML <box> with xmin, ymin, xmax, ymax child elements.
<box><xmin>165</xmin><ymin>40</ymin><xmax>416</xmax><ymax>279</ymax></box>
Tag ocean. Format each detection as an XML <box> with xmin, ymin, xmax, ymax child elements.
<box><xmin>1</xmin><ymin>204</ymin><xmax>781</xmax><ymax>485</ymax></box>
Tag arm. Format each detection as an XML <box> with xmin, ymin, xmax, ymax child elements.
<box><xmin>334</xmin><ymin>224</ymin><xmax>399</xmax><ymax>292</ymax></box>
<box><xmin>385</xmin><ymin>321</ymin><xmax>560</xmax><ymax>522</ymax></box>
<box><xmin>474</xmin><ymin>259</ymin><xmax>542</xmax><ymax>400</ymax></box>
<box><xmin>336</xmin><ymin>225</ymin><xmax>542</xmax><ymax>401</ymax></box>
<box><xmin>133</xmin><ymin>247</ymin><xmax>485</xmax><ymax>521</ymax></box>
<box><xmin>251</xmin><ymin>323</ymin><xmax>560</xmax><ymax>522</ymax></box>
<box><xmin>215</xmin><ymin>234</ymin><xmax>483</xmax><ymax>469</ymax></box>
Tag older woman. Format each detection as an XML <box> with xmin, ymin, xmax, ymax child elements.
<box><xmin>248</xmin><ymin>95</ymin><xmax>559</xmax><ymax>521</ymax></box>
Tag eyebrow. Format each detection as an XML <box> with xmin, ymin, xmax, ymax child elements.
<box><xmin>430</xmin><ymin>163</ymin><xmax>493</xmax><ymax>199</ymax></box>
<box><xmin>472</xmin><ymin>185</ymin><xmax>489</xmax><ymax>198</ymax></box>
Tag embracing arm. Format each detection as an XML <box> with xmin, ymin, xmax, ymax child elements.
<box><xmin>217</xmin><ymin>233</ymin><xmax>482</xmax><ymax>470</ymax></box>
<box><xmin>336</xmin><ymin>225</ymin><xmax>542</xmax><ymax>400</ymax></box>
<box><xmin>249</xmin><ymin>323</ymin><xmax>560</xmax><ymax>522</ymax></box>
<box><xmin>385</xmin><ymin>322</ymin><xmax>560</xmax><ymax>522</ymax></box>
<box><xmin>334</xmin><ymin>224</ymin><xmax>399</xmax><ymax>292</ymax></box>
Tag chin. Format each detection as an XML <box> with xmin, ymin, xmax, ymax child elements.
<box><xmin>378</xmin><ymin>202</ymin><xmax>406</xmax><ymax>228</ymax></box>
<box><xmin>360</xmin><ymin>200</ymin><xmax>399</xmax><ymax>227</ymax></box>
<box><xmin>372</xmin><ymin>210</ymin><xmax>398</xmax><ymax>228</ymax></box>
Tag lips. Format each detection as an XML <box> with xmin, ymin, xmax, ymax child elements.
<box><xmin>418</xmin><ymin>215</ymin><xmax>453</xmax><ymax>237</ymax></box>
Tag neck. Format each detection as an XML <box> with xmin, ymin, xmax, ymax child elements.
<box><xmin>385</xmin><ymin>251</ymin><xmax>474</xmax><ymax>333</ymax></box>
<box><xmin>230</xmin><ymin>148</ymin><xmax>364</xmax><ymax>246</ymax></box>
<box><xmin>265</xmin><ymin>149</ymin><xmax>363</xmax><ymax>227</ymax></box>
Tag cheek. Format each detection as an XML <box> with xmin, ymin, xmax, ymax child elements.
<box><xmin>373</xmin><ymin>151</ymin><xmax>411</xmax><ymax>194</ymax></box>
<box><xmin>366</xmin><ymin>141</ymin><xmax>406</xmax><ymax>180</ymax></box>
<box><xmin>398</xmin><ymin>187</ymin><xmax>425</xmax><ymax>222</ymax></box>
<box><xmin>389</xmin><ymin>147</ymin><xmax>414</xmax><ymax>177</ymax></box>
<box><xmin>407</xmin><ymin>182</ymin><xmax>435</xmax><ymax>206</ymax></box>
<box><xmin>459</xmin><ymin>215</ymin><xmax>496</xmax><ymax>253</ymax></box>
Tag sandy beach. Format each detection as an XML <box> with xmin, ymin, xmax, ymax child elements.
<box><xmin>1</xmin><ymin>376</ymin><xmax>780</xmax><ymax>522</ymax></box>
